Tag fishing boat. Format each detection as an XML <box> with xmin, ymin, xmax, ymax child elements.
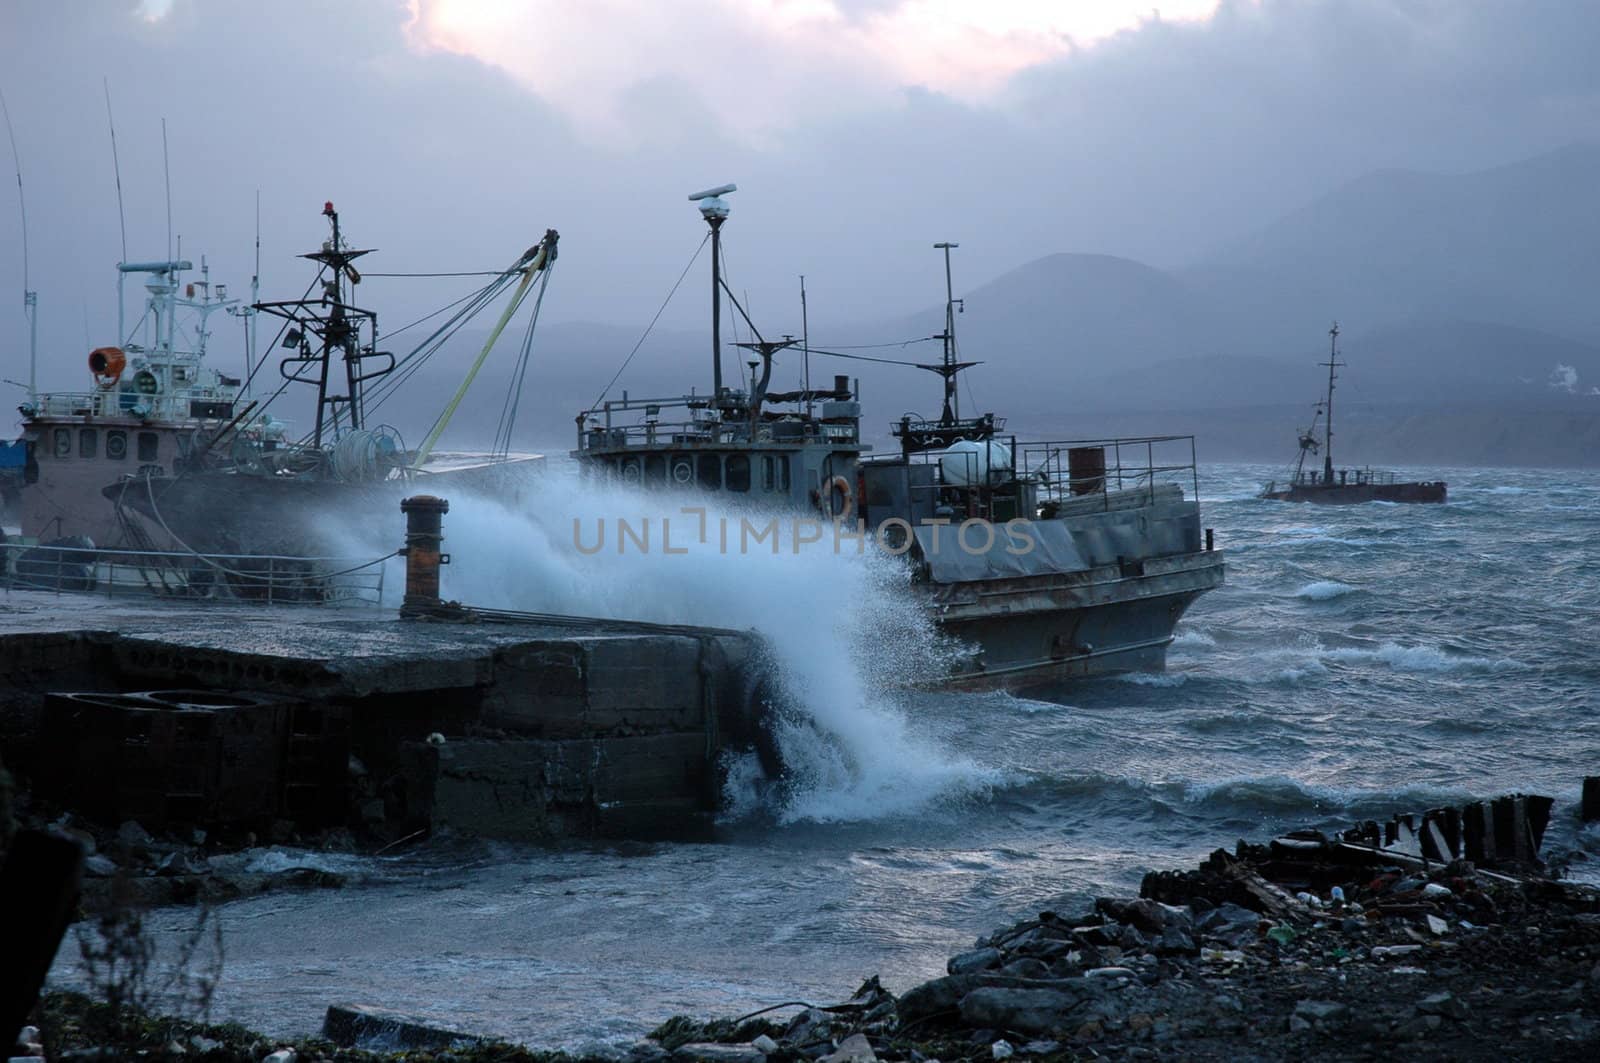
<box><xmin>573</xmin><ymin>185</ymin><xmax>1226</xmax><ymax>689</ymax></box>
<box><xmin>103</xmin><ymin>202</ymin><xmax>558</xmax><ymax>557</ymax></box>
<box><xmin>14</xmin><ymin>254</ymin><xmax>253</xmax><ymax>551</ymax></box>
<box><xmin>1260</xmin><ymin>324</ymin><xmax>1447</xmax><ymax>504</ymax></box>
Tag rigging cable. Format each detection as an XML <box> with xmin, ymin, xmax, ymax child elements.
<box><xmin>492</xmin><ymin>265</ymin><xmax>555</xmax><ymax>457</ymax></box>
<box><xmin>361</xmin><ymin>269</ymin><xmax>522</xmax><ymax>421</ymax></box>
<box><xmin>589</xmin><ymin>233</ymin><xmax>709</xmax><ymax>410</ymax></box>
<box><xmin>803</xmin><ymin>346</ymin><xmax>933</xmax><ymax>368</ymax></box>
<box><xmin>810</xmin><ymin>337</ymin><xmax>938</xmax><ymax>350</ymax></box>
<box><xmin>362</xmin><ymin>270</ymin><xmax>509</xmax><ymax>278</ymax></box>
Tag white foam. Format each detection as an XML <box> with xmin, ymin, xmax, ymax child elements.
<box><xmin>1114</xmin><ymin>671</ymin><xmax>1188</xmax><ymax>687</ymax></box>
<box><xmin>1322</xmin><ymin>642</ymin><xmax>1527</xmax><ymax>674</ymax></box>
<box><xmin>1170</xmin><ymin>628</ymin><xmax>1216</xmax><ymax>652</ymax></box>
<box><xmin>1294</xmin><ymin>580</ymin><xmax>1357</xmax><ymax>601</ymax></box>
<box><xmin>331</xmin><ymin>473</ymin><xmax>997</xmax><ymax>825</ymax></box>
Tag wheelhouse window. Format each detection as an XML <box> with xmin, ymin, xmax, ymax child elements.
<box><xmin>762</xmin><ymin>455</ymin><xmax>791</xmax><ymax>493</ymax></box>
<box><xmin>670</xmin><ymin>455</ymin><xmax>695</xmax><ymax>487</ymax></box>
<box><xmin>52</xmin><ymin>428</ymin><xmax>71</xmax><ymax>458</ymax></box>
<box><xmin>106</xmin><ymin>430</ymin><xmax>128</xmax><ymax>461</ymax></box>
<box><xmin>643</xmin><ymin>454</ymin><xmax>666</xmax><ymax>487</ymax></box>
<box><xmin>697</xmin><ymin>454</ymin><xmax>722</xmax><ymax>490</ymax></box>
<box><xmin>137</xmin><ymin>432</ymin><xmax>160</xmax><ymax>462</ymax></box>
<box><xmin>726</xmin><ymin>454</ymin><xmax>751</xmax><ymax>492</ymax></box>
<box><xmin>78</xmin><ymin>429</ymin><xmax>98</xmax><ymax>459</ymax></box>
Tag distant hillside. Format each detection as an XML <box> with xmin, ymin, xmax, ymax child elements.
<box><xmin>303</xmin><ymin>145</ymin><xmax>1600</xmax><ymax>467</ymax></box>
<box><xmin>1201</xmin><ymin>143</ymin><xmax>1600</xmax><ymax>345</ymax></box>
<box><xmin>875</xmin><ymin>252</ymin><xmax>1205</xmax><ymax>371</ymax></box>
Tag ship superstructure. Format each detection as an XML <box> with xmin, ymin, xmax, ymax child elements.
<box><xmin>575</xmin><ymin>186</ymin><xmax>1226</xmax><ymax>688</ymax></box>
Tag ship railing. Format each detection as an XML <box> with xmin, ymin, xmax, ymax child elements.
<box><xmin>1020</xmin><ymin>435</ymin><xmax>1200</xmax><ymax>509</ymax></box>
<box><xmin>29</xmin><ymin>388</ymin><xmax>239</xmax><ymax>422</ymax></box>
<box><xmin>1293</xmin><ymin>467</ymin><xmax>1400</xmax><ymax>487</ymax></box>
<box><xmin>901</xmin><ymin>434</ymin><xmax>1200</xmax><ymax>518</ymax></box>
<box><xmin>0</xmin><ymin>542</ymin><xmax>387</xmax><ymax>606</ymax></box>
<box><xmin>578</xmin><ymin>399</ymin><xmax>856</xmax><ymax>450</ymax></box>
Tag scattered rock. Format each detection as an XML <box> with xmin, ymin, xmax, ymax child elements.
<box><xmin>948</xmin><ymin>947</ymin><xmax>1003</xmax><ymax>975</ymax></box>
<box><xmin>1293</xmin><ymin>1000</ymin><xmax>1349</xmax><ymax>1023</ymax></box>
<box><xmin>750</xmin><ymin>1034</ymin><xmax>779</xmax><ymax>1055</ymax></box>
<box><xmin>115</xmin><ymin>820</ymin><xmax>152</xmax><ymax>847</ymax></box>
<box><xmin>673</xmin><ymin>1044</ymin><xmax>765</xmax><ymax>1062</ymax></box>
<box><xmin>818</xmin><ymin>1033</ymin><xmax>877</xmax><ymax>1063</ymax></box>
<box><xmin>1418</xmin><ymin>991</ymin><xmax>1469</xmax><ymax>1021</ymax></box>
<box><xmin>898</xmin><ymin>975</ymin><xmax>977</xmax><ymax>1024</ymax></box>
<box><xmin>82</xmin><ymin>853</ymin><xmax>118</xmax><ymax>877</ymax></box>
<box><xmin>958</xmin><ymin>987</ymin><xmax>1080</xmax><ymax>1035</ymax></box>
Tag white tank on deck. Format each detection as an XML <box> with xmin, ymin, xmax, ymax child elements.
<box><xmin>940</xmin><ymin>439</ymin><xmax>1013</xmax><ymax>486</ymax></box>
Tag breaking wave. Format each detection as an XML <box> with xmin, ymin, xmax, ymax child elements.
<box><xmin>1294</xmin><ymin>580</ymin><xmax>1357</xmax><ymax>600</ymax></box>
<box><xmin>1321</xmin><ymin>642</ymin><xmax>1527</xmax><ymax>674</ymax></box>
<box><xmin>333</xmin><ymin>472</ymin><xmax>997</xmax><ymax>826</ymax></box>
<box><xmin>1170</xmin><ymin>628</ymin><xmax>1217</xmax><ymax>650</ymax></box>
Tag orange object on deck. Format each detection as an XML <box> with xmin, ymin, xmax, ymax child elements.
<box><xmin>88</xmin><ymin>346</ymin><xmax>126</xmax><ymax>386</ymax></box>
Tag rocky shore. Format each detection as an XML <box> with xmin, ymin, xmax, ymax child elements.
<box><xmin>649</xmin><ymin>833</ymin><xmax>1600</xmax><ymax>1062</ymax></box>
<box><xmin>11</xmin><ymin>781</ymin><xmax>1600</xmax><ymax>1062</ymax></box>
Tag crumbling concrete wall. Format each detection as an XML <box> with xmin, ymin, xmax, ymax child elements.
<box><xmin>1</xmin><ymin>614</ymin><xmax>760</xmax><ymax>843</ymax></box>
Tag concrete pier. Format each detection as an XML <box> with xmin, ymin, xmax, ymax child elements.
<box><xmin>0</xmin><ymin>590</ymin><xmax>758</xmax><ymax>842</ymax></box>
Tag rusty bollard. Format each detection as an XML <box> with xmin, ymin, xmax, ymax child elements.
<box><xmin>400</xmin><ymin>495</ymin><xmax>449</xmax><ymax>617</ymax></box>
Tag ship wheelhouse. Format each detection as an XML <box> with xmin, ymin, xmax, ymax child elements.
<box><xmin>576</xmin><ymin>375</ymin><xmax>868</xmax><ymax>515</ymax></box>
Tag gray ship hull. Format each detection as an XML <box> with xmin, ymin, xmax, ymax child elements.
<box><xmin>929</xmin><ymin>548</ymin><xmax>1225</xmax><ymax>690</ymax></box>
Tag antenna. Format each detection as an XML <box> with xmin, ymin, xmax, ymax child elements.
<box><xmin>1321</xmin><ymin>321</ymin><xmax>1341</xmax><ymax>483</ymax></box>
<box><xmin>161</xmin><ymin>117</ymin><xmax>173</xmax><ymax>262</ymax></box>
<box><xmin>690</xmin><ymin>182</ymin><xmax>737</xmax><ymax>398</ymax></box>
<box><xmin>934</xmin><ymin>241</ymin><xmax>960</xmax><ymax>423</ymax></box>
<box><xmin>1</xmin><ymin>86</ymin><xmax>36</xmax><ymax>399</ymax></box>
<box><xmin>250</xmin><ymin>190</ymin><xmax>260</xmax><ymax>395</ymax></box>
<box><xmin>800</xmin><ymin>274</ymin><xmax>811</xmax><ymax>417</ymax></box>
<box><xmin>103</xmin><ymin>79</ymin><xmax>127</xmax><ymax>264</ymax></box>
<box><xmin>688</xmin><ymin>183</ymin><xmax>737</xmax><ymax>201</ymax></box>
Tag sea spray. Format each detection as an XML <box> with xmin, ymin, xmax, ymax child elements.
<box><xmin>328</xmin><ymin>471</ymin><xmax>997</xmax><ymax>824</ymax></box>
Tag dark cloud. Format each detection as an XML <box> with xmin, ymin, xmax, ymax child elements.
<box><xmin>1</xmin><ymin>0</ymin><xmax>1596</xmax><ymax>408</ymax></box>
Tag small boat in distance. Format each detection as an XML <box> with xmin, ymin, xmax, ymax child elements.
<box><xmin>1260</xmin><ymin>323</ymin><xmax>1446</xmax><ymax>504</ymax></box>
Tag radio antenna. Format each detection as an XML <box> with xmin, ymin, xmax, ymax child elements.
<box><xmin>249</xmin><ymin>189</ymin><xmax>260</xmax><ymax>395</ymax></box>
<box><xmin>1</xmin><ymin>85</ymin><xmax>37</xmax><ymax>398</ymax></box>
<box><xmin>103</xmin><ymin>78</ymin><xmax>128</xmax><ymax>263</ymax></box>
<box><xmin>161</xmin><ymin>117</ymin><xmax>173</xmax><ymax>261</ymax></box>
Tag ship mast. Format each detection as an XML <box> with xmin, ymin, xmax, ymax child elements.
<box><xmin>254</xmin><ymin>201</ymin><xmax>388</xmax><ymax>452</ymax></box>
<box><xmin>1321</xmin><ymin>321</ymin><xmax>1341</xmax><ymax>483</ymax></box>
<box><xmin>689</xmin><ymin>183</ymin><xmax>736</xmax><ymax>405</ymax></box>
<box><xmin>934</xmin><ymin>241</ymin><xmax>961</xmax><ymax>424</ymax></box>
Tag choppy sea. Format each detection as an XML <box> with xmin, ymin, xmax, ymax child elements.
<box><xmin>63</xmin><ymin>462</ymin><xmax>1600</xmax><ymax>1051</ymax></box>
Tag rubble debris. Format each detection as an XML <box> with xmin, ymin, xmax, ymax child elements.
<box><xmin>322</xmin><ymin>1002</ymin><xmax>483</xmax><ymax>1051</ymax></box>
<box><xmin>658</xmin><ymin>790</ymin><xmax>1600</xmax><ymax>1062</ymax></box>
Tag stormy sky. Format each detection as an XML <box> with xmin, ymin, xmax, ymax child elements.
<box><xmin>2</xmin><ymin>0</ymin><xmax>1597</xmax><ymax>396</ymax></box>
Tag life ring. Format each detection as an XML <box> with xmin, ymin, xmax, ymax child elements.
<box><xmin>89</xmin><ymin>346</ymin><xmax>126</xmax><ymax>387</ymax></box>
<box><xmin>824</xmin><ymin>474</ymin><xmax>854</xmax><ymax>521</ymax></box>
<box><xmin>671</xmin><ymin>458</ymin><xmax>694</xmax><ymax>485</ymax></box>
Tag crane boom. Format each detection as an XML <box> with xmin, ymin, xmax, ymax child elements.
<box><xmin>414</xmin><ymin>229</ymin><xmax>559</xmax><ymax>466</ymax></box>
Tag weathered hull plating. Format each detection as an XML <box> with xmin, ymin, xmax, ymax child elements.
<box><xmin>928</xmin><ymin>548</ymin><xmax>1226</xmax><ymax>691</ymax></box>
<box><xmin>1261</xmin><ymin>481</ymin><xmax>1446</xmax><ymax>504</ymax></box>
<box><xmin>105</xmin><ymin>457</ymin><xmax>544</xmax><ymax>556</ymax></box>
